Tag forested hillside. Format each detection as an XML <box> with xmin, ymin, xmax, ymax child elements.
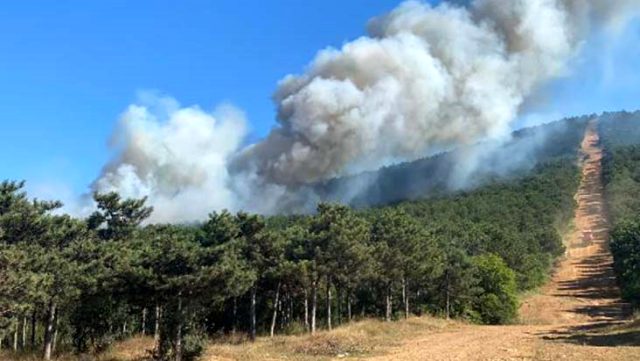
<box><xmin>599</xmin><ymin>110</ymin><xmax>640</xmax><ymax>148</ymax></box>
<box><xmin>0</xmin><ymin>161</ymin><xmax>581</xmax><ymax>360</ymax></box>
<box><xmin>600</xmin><ymin>111</ymin><xmax>640</xmax><ymax>308</ymax></box>
<box><xmin>317</xmin><ymin>115</ymin><xmax>590</xmax><ymax>207</ymax></box>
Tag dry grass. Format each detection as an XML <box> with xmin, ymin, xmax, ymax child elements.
<box><xmin>203</xmin><ymin>316</ymin><xmax>455</xmax><ymax>361</ymax></box>
<box><xmin>0</xmin><ymin>318</ymin><xmax>455</xmax><ymax>361</ymax></box>
<box><xmin>0</xmin><ymin>336</ymin><xmax>154</xmax><ymax>361</ymax></box>
<box><xmin>101</xmin><ymin>336</ymin><xmax>154</xmax><ymax>361</ymax></box>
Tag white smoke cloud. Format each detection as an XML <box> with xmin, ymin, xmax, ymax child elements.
<box><xmin>92</xmin><ymin>0</ymin><xmax>640</xmax><ymax>221</ymax></box>
<box><xmin>93</xmin><ymin>94</ymin><xmax>247</xmax><ymax>223</ymax></box>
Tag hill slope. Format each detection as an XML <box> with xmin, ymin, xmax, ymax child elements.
<box><xmin>316</xmin><ymin>115</ymin><xmax>591</xmax><ymax>207</ymax></box>
<box><xmin>315</xmin><ymin>110</ymin><xmax>640</xmax><ymax>209</ymax></box>
<box><xmin>361</xmin><ymin>122</ymin><xmax>636</xmax><ymax>360</ymax></box>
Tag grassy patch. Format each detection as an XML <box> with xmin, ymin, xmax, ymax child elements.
<box><xmin>0</xmin><ymin>318</ymin><xmax>455</xmax><ymax>361</ymax></box>
<box><xmin>0</xmin><ymin>336</ymin><xmax>153</xmax><ymax>361</ymax></box>
<box><xmin>203</xmin><ymin>317</ymin><xmax>454</xmax><ymax>361</ymax></box>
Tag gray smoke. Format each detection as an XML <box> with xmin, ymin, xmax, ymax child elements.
<box><xmin>92</xmin><ymin>0</ymin><xmax>640</xmax><ymax>221</ymax></box>
<box><xmin>237</xmin><ymin>0</ymin><xmax>639</xmax><ymax>185</ymax></box>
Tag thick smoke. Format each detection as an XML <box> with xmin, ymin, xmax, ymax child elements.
<box><xmin>93</xmin><ymin>95</ymin><xmax>247</xmax><ymax>223</ymax></box>
<box><xmin>93</xmin><ymin>0</ymin><xmax>640</xmax><ymax>221</ymax></box>
<box><xmin>238</xmin><ymin>0</ymin><xmax>639</xmax><ymax>185</ymax></box>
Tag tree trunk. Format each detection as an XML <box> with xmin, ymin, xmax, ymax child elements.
<box><xmin>250</xmin><ymin>286</ymin><xmax>257</xmax><ymax>341</ymax></box>
<box><xmin>286</xmin><ymin>294</ymin><xmax>292</xmax><ymax>326</ymax></box>
<box><xmin>311</xmin><ymin>279</ymin><xmax>317</xmax><ymax>335</ymax></box>
<box><xmin>142</xmin><ymin>307</ymin><xmax>147</xmax><ymax>335</ymax></box>
<box><xmin>290</xmin><ymin>295</ymin><xmax>294</xmax><ymax>325</ymax></box>
<box><xmin>385</xmin><ymin>286</ymin><xmax>392</xmax><ymax>322</ymax></box>
<box><xmin>21</xmin><ymin>315</ymin><xmax>26</xmax><ymax>350</ymax></box>
<box><xmin>30</xmin><ymin>310</ymin><xmax>36</xmax><ymax>349</ymax></box>
<box><xmin>174</xmin><ymin>294</ymin><xmax>183</xmax><ymax>361</ymax></box>
<box><xmin>347</xmin><ymin>293</ymin><xmax>352</xmax><ymax>322</ymax></box>
<box><xmin>43</xmin><ymin>300</ymin><xmax>56</xmax><ymax>361</ymax></box>
<box><xmin>445</xmin><ymin>271</ymin><xmax>451</xmax><ymax>320</ymax></box>
<box><xmin>402</xmin><ymin>277</ymin><xmax>409</xmax><ymax>319</ymax></box>
<box><xmin>52</xmin><ymin>311</ymin><xmax>59</xmax><ymax>355</ymax></box>
<box><xmin>270</xmin><ymin>282</ymin><xmax>281</xmax><ymax>338</ymax></box>
<box><xmin>231</xmin><ymin>297</ymin><xmax>237</xmax><ymax>335</ymax></box>
<box><xmin>304</xmin><ymin>289</ymin><xmax>309</xmax><ymax>332</ymax></box>
<box><xmin>416</xmin><ymin>290</ymin><xmax>422</xmax><ymax>316</ymax></box>
<box><xmin>336</xmin><ymin>287</ymin><xmax>342</xmax><ymax>325</ymax></box>
<box><xmin>326</xmin><ymin>276</ymin><xmax>332</xmax><ymax>331</ymax></box>
<box><xmin>13</xmin><ymin>323</ymin><xmax>18</xmax><ymax>352</ymax></box>
<box><xmin>154</xmin><ymin>303</ymin><xmax>161</xmax><ymax>353</ymax></box>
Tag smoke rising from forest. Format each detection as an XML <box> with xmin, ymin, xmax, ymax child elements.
<box><xmin>92</xmin><ymin>0</ymin><xmax>640</xmax><ymax>222</ymax></box>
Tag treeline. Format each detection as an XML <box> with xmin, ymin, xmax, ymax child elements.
<box><xmin>599</xmin><ymin>110</ymin><xmax>640</xmax><ymax>149</ymax></box>
<box><xmin>599</xmin><ymin>113</ymin><xmax>640</xmax><ymax>307</ymax></box>
<box><xmin>0</xmin><ymin>158</ymin><xmax>579</xmax><ymax>360</ymax></box>
<box><xmin>602</xmin><ymin>145</ymin><xmax>640</xmax><ymax>306</ymax></box>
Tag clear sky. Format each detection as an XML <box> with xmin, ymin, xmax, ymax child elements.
<box><xmin>0</xmin><ymin>0</ymin><xmax>639</xmax><ymax>200</ymax></box>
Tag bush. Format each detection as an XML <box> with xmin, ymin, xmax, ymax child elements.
<box><xmin>182</xmin><ymin>330</ymin><xmax>207</xmax><ymax>361</ymax></box>
<box><xmin>611</xmin><ymin>221</ymin><xmax>640</xmax><ymax>305</ymax></box>
<box><xmin>472</xmin><ymin>254</ymin><xmax>518</xmax><ymax>324</ymax></box>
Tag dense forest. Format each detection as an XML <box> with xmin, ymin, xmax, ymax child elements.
<box><xmin>600</xmin><ymin>111</ymin><xmax>640</xmax><ymax>307</ymax></box>
<box><xmin>0</xmin><ymin>160</ymin><xmax>581</xmax><ymax>360</ymax></box>
<box><xmin>8</xmin><ymin>113</ymin><xmax>640</xmax><ymax>360</ymax></box>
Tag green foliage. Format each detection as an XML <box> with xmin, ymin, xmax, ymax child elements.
<box><xmin>87</xmin><ymin>192</ymin><xmax>153</xmax><ymax>241</ymax></box>
<box><xmin>472</xmin><ymin>254</ymin><xmax>518</xmax><ymax>324</ymax></box>
<box><xmin>610</xmin><ymin>221</ymin><xmax>640</xmax><ymax>305</ymax></box>
<box><xmin>435</xmin><ymin>242</ymin><xmax>477</xmax><ymax>320</ymax></box>
<box><xmin>597</xmin><ymin>114</ymin><xmax>640</xmax><ymax>308</ymax></box>
<box><xmin>393</xmin><ymin>158</ymin><xmax>578</xmax><ymax>291</ymax></box>
<box><xmin>311</xmin><ymin>203</ymin><xmax>372</xmax><ymax>289</ymax></box>
<box><xmin>0</xmin><ymin>128</ymin><xmax>584</xmax><ymax>359</ymax></box>
<box><xmin>602</xmin><ymin>146</ymin><xmax>640</xmax><ymax>224</ymax></box>
<box><xmin>601</xmin><ymin>143</ymin><xmax>640</xmax><ymax>307</ymax></box>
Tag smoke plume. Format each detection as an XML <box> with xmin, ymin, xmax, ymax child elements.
<box><xmin>94</xmin><ymin>95</ymin><xmax>247</xmax><ymax>223</ymax></box>
<box><xmin>93</xmin><ymin>0</ymin><xmax>640</xmax><ymax>221</ymax></box>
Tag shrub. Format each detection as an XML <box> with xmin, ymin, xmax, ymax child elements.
<box><xmin>472</xmin><ymin>254</ymin><xmax>519</xmax><ymax>324</ymax></box>
<box><xmin>611</xmin><ymin>221</ymin><xmax>640</xmax><ymax>305</ymax></box>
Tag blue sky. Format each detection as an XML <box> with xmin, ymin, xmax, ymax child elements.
<box><xmin>0</xmin><ymin>0</ymin><xmax>639</xmax><ymax>200</ymax></box>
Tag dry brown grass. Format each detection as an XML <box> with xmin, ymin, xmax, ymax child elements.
<box><xmin>0</xmin><ymin>318</ymin><xmax>455</xmax><ymax>361</ymax></box>
<box><xmin>203</xmin><ymin>316</ymin><xmax>455</xmax><ymax>361</ymax></box>
<box><xmin>0</xmin><ymin>336</ymin><xmax>154</xmax><ymax>361</ymax></box>
<box><xmin>101</xmin><ymin>336</ymin><xmax>154</xmax><ymax>361</ymax></box>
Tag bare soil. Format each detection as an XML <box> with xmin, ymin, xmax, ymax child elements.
<box><xmin>361</xmin><ymin>122</ymin><xmax>638</xmax><ymax>361</ymax></box>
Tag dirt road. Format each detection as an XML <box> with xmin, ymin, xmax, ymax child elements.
<box><xmin>363</xmin><ymin>123</ymin><xmax>636</xmax><ymax>360</ymax></box>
